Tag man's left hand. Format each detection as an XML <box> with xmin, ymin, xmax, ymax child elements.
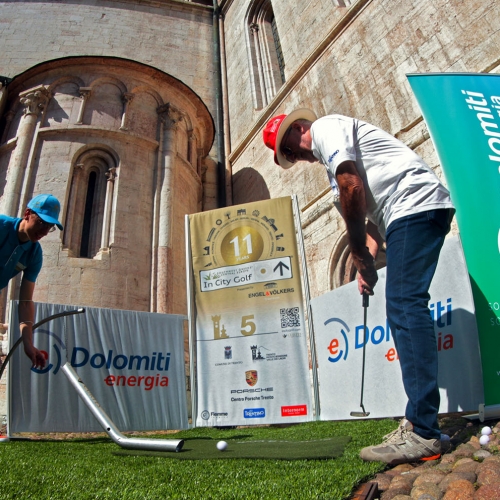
<box><xmin>23</xmin><ymin>341</ymin><xmax>46</xmax><ymax>369</ymax></box>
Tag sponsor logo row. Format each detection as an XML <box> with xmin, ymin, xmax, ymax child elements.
<box><xmin>200</xmin><ymin>405</ymin><xmax>307</xmax><ymax>420</ymax></box>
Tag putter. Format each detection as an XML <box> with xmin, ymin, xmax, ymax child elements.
<box><xmin>350</xmin><ymin>293</ymin><xmax>370</xmax><ymax>418</ymax></box>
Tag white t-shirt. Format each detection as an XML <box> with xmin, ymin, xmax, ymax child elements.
<box><xmin>310</xmin><ymin>114</ymin><xmax>454</xmax><ymax>238</ymax></box>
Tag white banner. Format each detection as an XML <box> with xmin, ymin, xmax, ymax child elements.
<box><xmin>311</xmin><ymin>236</ymin><xmax>484</xmax><ymax>420</ymax></box>
<box><xmin>8</xmin><ymin>303</ymin><xmax>188</xmax><ymax>433</ymax></box>
<box><xmin>189</xmin><ymin>197</ymin><xmax>313</xmax><ymax>426</ymax></box>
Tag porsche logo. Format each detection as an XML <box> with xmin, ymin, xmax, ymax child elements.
<box><xmin>245</xmin><ymin>370</ymin><xmax>258</xmax><ymax>387</ymax></box>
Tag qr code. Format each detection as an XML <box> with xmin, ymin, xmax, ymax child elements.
<box><xmin>280</xmin><ymin>307</ymin><xmax>300</xmax><ymax>328</ymax></box>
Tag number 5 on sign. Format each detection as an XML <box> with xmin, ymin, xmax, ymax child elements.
<box><xmin>241</xmin><ymin>315</ymin><xmax>256</xmax><ymax>336</ymax></box>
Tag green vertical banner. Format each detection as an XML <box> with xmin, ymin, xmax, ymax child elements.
<box><xmin>408</xmin><ymin>73</ymin><xmax>500</xmax><ymax>406</ymax></box>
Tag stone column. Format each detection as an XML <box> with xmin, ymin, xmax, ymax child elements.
<box><xmin>2</xmin><ymin>85</ymin><xmax>50</xmax><ymax>215</ymax></box>
<box><xmin>76</xmin><ymin>87</ymin><xmax>91</xmax><ymax>125</ymax></box>
<box><xmin>119</xmin><ymin>93</ymin><xmax>134</xmax><ymax>131</ymax></box>
<box><xmin>154</xmin><ymin>103</ymin><xmax>183</xmax><ymax>313</ymax></box>
<box><xmin>250</xmin><ymin>23</ymin><xmax>267</xmax><ymax>108</ymax></box>
<box><xmin>100</xmin><ymin>167</ymin><xmax>117</xmax><ymax>250</ymax></box>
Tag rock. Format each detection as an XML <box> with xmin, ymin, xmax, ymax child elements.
<box><xmin>453</xmin><ymin>460</ymin><xmax>479</xmax><ymax>474</ymax></box>
<box><xmin>476</xmin><ymin>461</ymin><xmax>500</xmax><ymax>475</ymax></box>
<box><xmin>454</xmin><ymin>444</ymin><xmax>477</xmax><ymax>458</ymax></box>
<box><xmin>439</xmin><ymin>473</ymin><xmax>477</xmax><ymax>492</ymax></box>
<box><xmin>474</xmin><ymin>483</ymin><xmax>500</xmax><ymax>500</ymax></box>
<box><xmin>453</xmin><ymin>458</ymin><xmax>475</xmax><ymax>467</ymax></box>
<box><xmin>482</xmin><ymin>456</ymin><xmax>500</xmax><ymax>465</ymax></box>
<box><xmin>374</xmin><ymin>473</ymin><xmax>392</xmax><ymax>492</ymax></box>
<box><xmin>476</xmin><ymin>468</ymin><xmax>500</xmax><ymax>487</ymax></box>
<box><xmin>411</xmin><ymin>482</ymin><xmax>443</xmax><ymax>499</ymax></box>
<box><xmin>442</xmin><ymin>488</ymin><xmax>474</xmax><ymax>500</ymax></box>
<box><xmin>386</xmin><ymin>468</ymin><xmax>407</xmax><ymax>478</ymax></box>
<box><xmin>413</xmin><ymin>471</ymin><xmax>447</xmax><ymax>486</ymax></box>
<box><xmin>467</xmin><ymin>441</ymin><xmax>481</xmax><ymax>450</ymax></box>
<box><xmin>388</xmin><ymin>475</ymin><xmax>413</xmax><ymax>494</ymax></box>
<box><xmin>380</xmin><ymin>488</ymin><xmax>411</xmax><ymax>500</ymax></box>
<box><xmin>473</xmin><ymin>450</ymin><xmax>491</xmax><ymax>460</ymax></box>
<box><xmin>434</xmin><ymin>463</ymin><xmax>453</xmax><ymax>474</ymax></box>
<box><xmin>394</xmin><ymin>464</ymin><xmax>416</xmax><ymax>473</ymax></box>
<box><xmin>442</xmin><ymin>478</ymin><xmax>475</xmax><ymax>497</ymax></box>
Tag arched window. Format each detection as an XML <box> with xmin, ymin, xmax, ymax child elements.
<box><xmin>80</xmin><ymin>170</ymin><xmax>98</xmax><ymax>257</ymax></box>
<box><xmin>246</xmin><ymin>0</ymin><xmax>285</xmax><ymax>109</ymax></box>
<box><xmin>64</xmin><ymin>148</ymin><xmax>117</xmax><ymax>258</ymax></box>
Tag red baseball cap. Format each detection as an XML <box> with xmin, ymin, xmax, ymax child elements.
<box><xmin>262</xmin><ymin>108</ymin><xmax>317</xmax><ymax>169</ymax></box>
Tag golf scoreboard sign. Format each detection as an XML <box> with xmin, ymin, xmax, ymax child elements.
<box><xmin>188</xmin><ymin>197</ymin><xmax>313</xmax><ymax>426</ymax></box>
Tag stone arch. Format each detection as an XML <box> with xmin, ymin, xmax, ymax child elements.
<box><xmin>83</xmin><ymin>77</ymin><xmax>127</xmax><ymax>129</ymax></box>
<box><xmin>45</xmin><ymin>76</ymin><xmax>85</xmax><ymax>126</ymax></box>
<box><xmin>127</xmin><ymin>86</ymin><xmax>164</xmax><ymax>138</ymax></box>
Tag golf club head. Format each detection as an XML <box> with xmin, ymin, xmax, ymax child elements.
<box><xmin>350</xmin><ymin>410</ymin><xmax>370</xmax><ymax>418</ymax></box>
<box><xmin>350</xmin><ymin>403</ymin><xmax>370</xmax><ymax>418</ymax></box>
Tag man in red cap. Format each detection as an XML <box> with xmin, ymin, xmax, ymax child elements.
<box><xmin>263</xmin><ymin>110</ymin><xmax>455</xmax><ymax>465</ymax></box>
<box><xmin>0</xmin><ymin>194</ymin><xmax>64</xmax><ymax>369</ymax></box>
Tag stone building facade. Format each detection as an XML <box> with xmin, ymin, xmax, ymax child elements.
<box><xmin>0</xmin><ymin>0</ymin><xmax>499</xmax><ymax>417</ymax></box>
<box><xmin>224</xmin><ymin>0</ymin><xmax>499</xmax><ymax>296</ymax></box>
<box><xmin>0</xmin><ymin>0</ymin><xmax>217</xmax><ymax>319</ymax></box>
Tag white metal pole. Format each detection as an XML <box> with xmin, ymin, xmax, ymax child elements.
<box><xmin>292</xmin><ymin>194</ymin><xmax>320</xmax><ymax>418</ymax></box>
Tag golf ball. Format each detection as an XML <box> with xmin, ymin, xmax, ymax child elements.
<box><xmin>479</xmin><ymin>435</ymin><xmax>490</xmax><ymax>446</ymax></box>
<box><xmin>216</xmin><ymin>440</ymin><xmax>228</xmax><ymax>451</ymax></box>
<box><xmin>481</xmin><ymin>426</ymin><xmax>492</xmax><ymax>436</ymax></box>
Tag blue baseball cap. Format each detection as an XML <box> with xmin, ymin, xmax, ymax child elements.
<box><xmin>27</xmin><ymin>194</ymin><xmax>64</xmax><ymax>230</ymax></box>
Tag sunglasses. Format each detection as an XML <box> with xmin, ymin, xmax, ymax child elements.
<box><xmin>31</xmin><ymin>211</ymin><xmax>56</xmax><ymax>232</ymax></box>
<box><xmin>280</xmin><ymin>127</ymin><xmax>297</xmax><ymax>164</ymax></box>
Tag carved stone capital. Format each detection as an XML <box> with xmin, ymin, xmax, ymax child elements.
<box><xmin>249</xmin><ymin>23</ymin><xmax>259</xmax><ymax>34</ymax></box>
<box><xmin>79</xmin><ymin>87</ymin><xmax>92</xmax><ymax>100</ymax></box>
<box><xmin>105</xmin><ymin>167</ymin><xmax>117</xmax><ymax>182</ymax></box>
<box><xmin>157</xmin><ymin>103</ymin><xmax>184</xmax><ymax>127</ymax></box>
<box><xmin>19</xmin><ymin>85</ymin><xmax>51</xmax><ymax>116</ymax></box>
<box><xmin>122</xmin><ymin>92</ymin><xmax>134</xmax><ymax>104</ymax></box>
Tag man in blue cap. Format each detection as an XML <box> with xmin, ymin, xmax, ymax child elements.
<box><xmin>0</xmin><ymin>194</ymin><xmax>64</xmax><ymax>369</ymax></box>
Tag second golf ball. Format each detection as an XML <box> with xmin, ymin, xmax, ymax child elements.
<box><xmin>481</xmin><ymin>426</ymin><xmax>492</xmax><ymax>436</ymax></box>
<box><xmin>216</xmin><ymin>441</ymin><xmax>228</xmax><ymax>451</ymax></box>
<box><xmin>479</xmin><ymin>435</ymin><xmax>490</xmax><ymax>446</ymax></box>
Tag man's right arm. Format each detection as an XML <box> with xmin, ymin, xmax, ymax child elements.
<box><xmin>335</xmin><ymin>160</ymin><xmax>378</xmax><ymax>294</ymax></box>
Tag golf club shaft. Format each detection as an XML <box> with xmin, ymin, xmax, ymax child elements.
<box><xmin>359</xmin><ymin>293</ymin><xmax>369</xmax><ymax>408</ymax></box>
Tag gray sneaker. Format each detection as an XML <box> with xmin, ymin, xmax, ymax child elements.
<box><xmin>360</xmin><ymin>418</ymin><xmax>441</xmax><ymax>465</ymax></box>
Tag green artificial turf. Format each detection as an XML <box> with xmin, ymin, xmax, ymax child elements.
<box><xmin>113</xmin><ymin>436</ymin><xmax>351</xmax><ymax>460</ymax></box>
<box><xmin>0</xmin><ymin>419</ymin><xmax>397</xmax><ymax>500</ymax></box>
